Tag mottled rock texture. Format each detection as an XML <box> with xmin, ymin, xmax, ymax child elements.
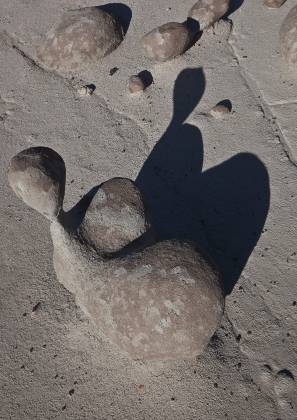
<box><xmin>37</xmin><ymin>7</ymin><xmax>124</xmax><ymax>72</ymax></box>
<box><xmin>188</xmin><ymin>0</ymin><xmax>230</xmax><ymax>30</ymax></box>
<box><xmin>280</xmin><ymin>5</ymin><xmax>297</xmax><ymax>65</ymax></box>
<box><xmin>8</xmin><ymin>147</ymin><xmax>65</xmax><ymax>220</ymax></box>
<box><xmin>142</xmin><ymin>23</ymin><xmax>191</xmax><ymax>62</ymax></box>
<box><xmin>8</xmin><ymin>147</ymin><xmax>224</xmax><ymax>361</ymax></box>
<box><xmin>264</xmin><ymin>0</ymin><xmax>287</xmax><ymax>9</ymax></box>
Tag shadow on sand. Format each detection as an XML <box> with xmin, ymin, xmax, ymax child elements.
<box><xmin>136</xmin><ymin>68</ymin><xmax>270</xmax><ymax>295</ymax></box>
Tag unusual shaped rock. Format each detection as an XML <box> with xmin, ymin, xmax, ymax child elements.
<box><xmin>37</xmin><ymin>7</ymin><xmax>124</xmax><ymax>72</ymax></box>
<box><xmin>8</xmin><ymin>147</ymin><xmax>66</xmax><ymax>220</ymax></box>
<box><xmin>264</xmin><ymin>0</ymin><xmax>287</xmax><ymax>9</ymax></box>
<box><xmin>8</xmin><ymin>147</ymin><xmax>224</xmax><ymax>361</ymax></box>
<box><xmin>188</xmin><ymin>0</ymin><xmax>230</xmax><ymax>30</ymax></box>
<box><xmin>142</xmin><ymin>22</ymin><xmax>191</xmax><ymax>62</ymax></box>
<box><xmin>280</xmin><ymin>5</ymin><xmax>297</xmax><ymax>65</ymax></box>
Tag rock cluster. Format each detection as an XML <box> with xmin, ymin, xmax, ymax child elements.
<box><xmin>37</xmin><ymin>7</ymin><xmax>124</xmax><ymax>72</ymax></box>
<box><xmin>8</xmin><ymin>147</ymin><xmax>224</xmax><ymax>361</ymax></box>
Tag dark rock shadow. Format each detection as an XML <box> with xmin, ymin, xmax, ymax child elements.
<box><xmin>227</xmin><ymin>0</ymin><xmax>245</xmax><ymax>16</ymax></box>
<box><xmin>98</xmin><ymin>3</ymin><xmax>132</xmax><ymax>34</ymax></box>
<box><xmin>136</xmin><ymin>68</ymin><xmax>270</xmax><ymax>295</ymax></box>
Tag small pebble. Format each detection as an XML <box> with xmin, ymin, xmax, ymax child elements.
<box><xmin>264</xmin><ymin>0</ymin><xmax>287</xmax><ymax>8</ymax></box>
<box><xmin>142</xmin><ymin>22</ymin><xmax>191</xmax><ymax>62</ymax></box>
<box><xmin>209</xmin><ymin>103</ymin><xmax>231</xmax><ymax>119</ymax></box>
<box><xmin>77</xmin><ymin>84</ymin><xmax>96</xmax><ymax>96</ymax></box>
<box><xmin>188</xmin><ymin>0</ymin><xmax>230</xmax><ymax>30</ymax></box>
<box><xmin>128</xmin><ymin>76</ymin><xmax>145</xmax><ymax>94</ymax></box>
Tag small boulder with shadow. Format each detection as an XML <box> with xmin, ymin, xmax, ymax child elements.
<box><xmin>37</xmin><ymin>7</ymin><xmax>124</xmax><ymax>72</ymax></box>
<box><xmin>8</xmin><ymin>147</ymin><xmax>224</xmax><ymax>361</ymax></box>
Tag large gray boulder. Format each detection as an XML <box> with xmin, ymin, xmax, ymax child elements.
<box><xmin>8</xmin><ymin>147</ymin><xmax>224</xmax><ymax>361</ymax></box>
<box><xmin>37</xmin><ymin>7</ymin><xmax>124</xmax><ymax>72</ymax></box>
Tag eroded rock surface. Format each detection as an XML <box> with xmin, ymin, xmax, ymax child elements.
<box><xmin>280</xmin><ymin>5</ymin><xmax>297</xmax><ymax>65</ymax></box>
<box><xmin>8</xmin><ymin>147</ymin><xmax>65</xmax><ymax>220</ymax></box>
<box><xmin>188</xmin><ymin>0</ymin><xmax>230</xmax><ymax>30</ymax></box>
<box><xmin>142</xmin><ymin>22</ymin><xmax>191</xmax><ymax>62</ymax></box>
<box><xmin>8</xmin><ymin>147</ymin><xmax>224</xmax><ymax>361</ymax></box>
<box><xmin>37</xmin><ymin>7</ymin><xmax>124</xmax><ymax>72</ymax></box>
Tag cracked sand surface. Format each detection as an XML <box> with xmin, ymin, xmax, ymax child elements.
<box><xmin>0</xmin><ymin>1</ymin><xmax>297</xmax><ymax>419</ymax></box>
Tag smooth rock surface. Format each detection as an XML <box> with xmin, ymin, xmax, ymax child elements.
<box><xmin>142</xmin><ymin>22</ymin><xmax>191</xmax><ymax>61</ymax></box>
<box><xmin>37</xmin><ymin>7</ymin><xmax>124</xmax><ymax>72</ymax></box>
<box><xmin>7</xmin><ymin>147</ymin><xmax>65</xmax><ymax>220</ymax></box>
<box><xmin>188</xmin><ymin>0</ymin><xmax>230</xmax><ymax>30</ymax></box>
<box><xmin>280</xmin><ymin>5</ymin><xmax>297</xmax><ymax>65</ymax></box>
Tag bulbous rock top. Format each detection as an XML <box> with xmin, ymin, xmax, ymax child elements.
<box><xmin>8</xmin><ymin>147</ymin><xmax>66</xmax><ymax>220</ymax></box>
<box><xmin>79</xmin><ymin>178</ymin><xmax>152</xmax><ymax>254</ymax></box>
<box><xmin>280</xmin><ymin>5</ymin><xmax>297</xmax><ymax>65</ymax></box>
<box><xmin>37</xmin><ymin>7</ymin><xmax>124</xmax><ymax>72</ymax></box>
<box><xmin>142</xmin><ymin>22</ymin><xmax>191</xmax><ymax>62</ymax></box>
<box><xmin>188</xmin><ymin>0</ymin><xmax>230</xmax><ymax>30</ymax></box>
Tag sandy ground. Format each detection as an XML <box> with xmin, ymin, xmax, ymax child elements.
<box><xmin>1</xmin><ymin>0</ymin><xmax>297</xmax><ymax>419</ymax></box>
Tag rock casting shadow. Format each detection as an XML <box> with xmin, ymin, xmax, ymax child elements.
<box><xmin>227</xmin><ymin>0</ymin><xmax>245</xmax><ymax>16</ymax></box>
<box><xmin>98</xmin><ymin>3</ymin><xmax>132</xmax><ymax>34</ymax></box>
<box><xmin>136</xmin><ymin>68</ymin><xmax>270</xmax><ymax>295</ymax></box>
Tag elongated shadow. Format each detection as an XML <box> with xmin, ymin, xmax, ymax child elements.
<box><xmin>136</xmin><ymin>68</ymin><xmax>270</xmax><ymax>295</ymax></box>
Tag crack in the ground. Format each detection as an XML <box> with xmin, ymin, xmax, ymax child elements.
<box><xmin>227</xmin><ymin>30</ymin><xmax>297</xmax><ymax>168</ymax></box>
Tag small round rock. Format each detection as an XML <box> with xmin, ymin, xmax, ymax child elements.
<box><xmin>264</xmin><ymin>0</ymin><xmax>287</xmax><ymax>9</ymax></box>
<box><xmin>280</xmin><ymin>5</ymin><xmax>297</xmax><ymax>65</ymax></box>
<box><xmin>77</xmin><ymin>84</ymin><xmax>96</xmax><ymax>96</ymax></box>
<box><xmin>188</xmin><ymin>0</ymin><xmax>230</xmax><ymax>30</ymax></box>
<box><xmin>142</xmin><ymin>22</ymin><xmax>191</xmax><ymax>62</ymax></box>
<box><xmin>37</xmin><ymin>7</ymin><xmax>124</xmax><ymax>72</ymax></box>
<box><xmin>128</xmin><ymin>76</ymin><xmax>145</xmax><ymax>94</ymax></box>
<box><xmin>209</xmin><ymin>103</ymin><xmax>231</xmax><ymax>119</ymax></box>
<box><xmin>8</xmin><ymin>147</ymin><xmax>66</xmax><ymax>220</ymax></box>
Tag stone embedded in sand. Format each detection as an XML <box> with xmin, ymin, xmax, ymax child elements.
<box><xmin>8</xmin><ymin>147</ymin><xmax>66</xmax><ymax>220</ymax></box>
<box><xmin>209</xmin><ymin>103</ymin><xmax>231</xmax><ymax>119</ymax></box>
<box><xmin>77</xmin><ymin>84</ymin><xmax>96</xmax><ymax>96</ymax></box>
<box><xmin>79</xmin><ymin>178</ymin><xmax>151</xmax><ymax>254</ymax></box>
<box><xmin>142</xmin><ymin>22</ymin><xmax>191</xmax><ymax>62</ymax></box>
<box><xmin>128</xmin><ymin>75</ymin><xmax>145</xmax><ymax>94</ymax></box>
<box><xmin>9</xmin><ymin>147</ymin><xmax>225</xmax><ymax>361</ymax></box>
<box><xmin>37</xmin><ymin>7</ymin><xmax>124</xmax><ymax>72</ymax></box>
<box><xmin>280</xmin><ymin>6</ymin><xmax>297</xmax><ymax>65</ymax></box>
<box><xmin>264</xmin><ymin>0</ymin><xmax>287</xmax><ymax>9</ymax></box>
<box><xmin>188</xmin><ymin>0</ymin><xmax>230</xmax><ymax>30</ymax></box>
